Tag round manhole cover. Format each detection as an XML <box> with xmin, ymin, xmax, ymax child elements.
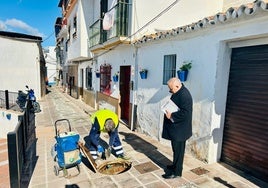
<box><xmin>97</xmin><ymin>159</ymin><xmax>132</xmax><ymax>175</ymax></box>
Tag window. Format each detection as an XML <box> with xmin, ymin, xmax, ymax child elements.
<box><xmin>163</xmin><ymin>54</ymin><xmax>176</xmax><ymax>84</ymax></box>
<box><xmin>100</xmin><ymin>64</ymin><xmax>112</xmax><ymax>95</ymax></box>
<box><xmin>65</xmin><ymin>40</ymin><xmax>68</xmax><ymax>52</ymax></box>
<box><xmin>86</xmin><ymin>67</ymin><xmax>93</xmax><ymax>90</ymax></box>
<box><xmin>67</xmin><ymin>25</ymin><xmax>71</xmax><ymax>41</ymax></box>
<box><xmin>73</xmin><ymin>16</ymin><xmax>77</xmax><ymax>38</ymax></box>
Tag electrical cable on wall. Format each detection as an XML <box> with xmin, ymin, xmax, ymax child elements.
<box><xmin>94</xmin><ymin>0</ymin><xmax>180</xmax><ymax>59</ymax></box>
<box><xmin>43</xmin><ymin>31</ymin><xmax>55</xmax><ymax>43</ymax></box>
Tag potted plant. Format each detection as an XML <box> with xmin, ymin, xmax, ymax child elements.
<box><xmin>177</xmin><ymin>61</ymin><xmax>192</xmax><ymax>81</ymax></box>
<box><xmin>139</xmin><ymin>69</ymin><xmax>148</xmax><ymax>79</ymax></box>
<box><xmin>113</xmin><ymin>72</ymin><xmax>119</xmax><ymax>82</ymax></box>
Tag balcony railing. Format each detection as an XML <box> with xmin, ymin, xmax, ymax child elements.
<box><xmin>57</xmin><ymin>24</ymin><xmax>68</xmax><ymax>39</ymax></box>
<box><xmin>88</xmin><ymin>1</ymin><xmax>131</xmax><ymax>48</ymax></box>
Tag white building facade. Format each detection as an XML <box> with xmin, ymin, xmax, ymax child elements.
<box><xmin>54</xmin><ymin>0</ymin><xmax>268</xmax><ymax>181</ymax></box>
<box><xmin>0</xmin><ymin>31</ymin><xmax>46</xmax><ymax>99</ymax></box>
<box><xmin>132</xmin><ymin>0</ymin><xmax>268</xmax><ymax>180</ymax></box>
<box><xmin>44</xmin><ymin>46</ymin><xmax>57</xmax><ymax>85</ymax></box>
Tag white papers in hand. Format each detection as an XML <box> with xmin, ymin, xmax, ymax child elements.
<box><xmin>161</xmin><ymin>99</ymin><xmax>179</xmax><ymax>114</ymax></box>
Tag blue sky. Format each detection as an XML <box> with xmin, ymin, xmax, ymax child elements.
<box><xmin>0</xmin><ymin>0</ymin><xmax>61</xmax><ymax>47</ymax></box>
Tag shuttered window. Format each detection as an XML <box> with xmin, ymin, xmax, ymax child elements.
<box><xmin>163</xmin><ymin>54</ymin><xmax>176</xmax><ymax>84</ymax></box>
<box><xmin>86</xmin><ymin>67</ymin><xmax>92</xmax><ymax>90</ymax></box>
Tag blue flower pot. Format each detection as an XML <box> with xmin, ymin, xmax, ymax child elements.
<box><xmin>6</xmin><ymin>114</ymin><xmax>11</xmax><ymax>120</ymax></box>
<box><xmin>139</xmin><ymin>71</ymin><xmax>148</xmax><ymax>79</ymax></box>
<box><xmin>177</xmin><ymin>70</ymin><xmax>188</xmax><ymax>81</ymax></box>
<box><xmin>113</xmin><ymin>75</ymin><xmax>118</xmax><ymax>82</ymax></box>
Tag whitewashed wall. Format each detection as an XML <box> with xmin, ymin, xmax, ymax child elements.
<box><xmin>96</xmin><ymin>45</ymin><xmax>136</xmax><ymax>98</ymax></box>
<box><xmin>76</xmin><ymin>0</ymin><xmax>268</xmax><ymax>163</ymax></box>
<box><xmin>67</xmin><ymin>3</ymin><xmax>78</xmax><ymax>61</ymax></box>
<box><xmin>131</xmin><ymin>0</ymin><xmax>222</xmax><ymax>40</ymax></box>
<box><xmin>0</xmin><ymin>37</ymin><xmax>41</xmax><ymax>98</ymax></box>
<box><xmin>135</xmin><ymin>13</ymin><xmax>268</xmax><ymax>163</ymax></box>
<box><xmin>45</xmin><ymin>46</ymin><xmax>57</xmax><ymax>84</ymax></box>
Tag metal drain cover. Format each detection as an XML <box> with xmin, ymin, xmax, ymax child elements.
<box><xmin>134</xmin><ymin>161</ymin><xmax>159</xmax><ymax>174</ymax></box>
<box><xmin>191</xmin><ymin>167</ymin><xmax>209</xmax><ymax>175</ymax></box>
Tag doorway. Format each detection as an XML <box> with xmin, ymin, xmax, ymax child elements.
<box><xmin>80</xmin><ymin>69</ymin><xmax>84</xmax><ymax>98</ymax></box>
<box><xmin>119</xmin><ymin>66</ymin><xmax>131</xmax><ymax>127</ymax></box>
<box><xmin>221</xmin><ymin>44</ymin><xmax>268</xmax><ymax>182</ymax></box>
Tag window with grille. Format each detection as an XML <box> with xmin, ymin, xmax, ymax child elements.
<box><xmin>73</xmin><ymin>16</ymin><xmax>77</xmax><ymax>38</ymax></box>
<box><xmin>100</xmin><ymin>64</ymin><xmax>112</xmax><ymax>95</ymax></box>
<box><xmin>86</xmin><ymin>67</ymin><xmax>92</xmax><ymax>90</ymax></box>
<box><xmin>163</xmin><ymin>54</ymin><xmax>176</xmax><ymax>84</ymax></box>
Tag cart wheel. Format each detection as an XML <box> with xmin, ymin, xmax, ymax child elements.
<box><xmin>53</xmin><ymin>154</ymin><xmax>57</xmax><ymax>162</ymax></box>
<box><xmin>54</xmin><ymin>165</ymin><xmax>59</xmax><ymax>176</ymax></box>
<box><xmin>77</xmin><ymin>164</ymin><xmax>80</xmax><ymax>174</ymax></box>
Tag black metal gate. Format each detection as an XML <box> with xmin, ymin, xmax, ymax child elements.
<box><xmin>221</xmin><ymin>44</ymin><xmax>268</xmax><ymax>182</ymax></box>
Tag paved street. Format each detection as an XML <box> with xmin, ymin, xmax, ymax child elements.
<box><xmin>3</xmin><ymin>86</ymin><xmax>266</xmax><ymax>188</ymax></box>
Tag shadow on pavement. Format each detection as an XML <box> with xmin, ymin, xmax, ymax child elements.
<box><xmin>119</xmin><ymin>132</ymin><xmax>172</xmax><ymax>170</ymax></box>
<box><xmin>81</xmin><ymin>156</ymin><xmax>96</xmax><ymax>172</ymax></box>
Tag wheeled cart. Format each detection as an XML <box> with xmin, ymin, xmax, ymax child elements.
<box><xmin>52</xmin><ymin>119</ymin><xmax>81</xmax><ymax>177</ymax></box>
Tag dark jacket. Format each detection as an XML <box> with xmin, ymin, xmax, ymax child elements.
<box><xmin>162</xmin><ymin>84</ymin><xmax>193</xmax><ymax>141</ymax></box>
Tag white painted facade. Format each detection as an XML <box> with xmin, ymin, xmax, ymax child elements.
<box><xmin>67</xmin><ymin>1</ymin><xmax>91</xmax><ymax>62</ymax></box>
<box><xmin>0</xmin><ymin>35</ymin><xmax>43</xmax><ymax>99</ymax></box>
<box><xmin>133</xmin><ymin>8</ymin><xmax>268</xmax><ymax>163</ymax></box>
<box><xmin>85</xmin><ymin>0</ymin><xmax>268</xmax><ymax>163</ymax></box>
<box><xmin>77</xmin><ymin>0</ymin><xmax>224</xmax><ymax>93</ymax></box>
<box><xmin>130</xmin><ymin>0</ymin><xmax>222</xmax><ymax>40</ymax></box>
<box><xmin>44</xmin><ymin>46</ymin><xmax>57</xmax><ymax>85</ymax></box>
<box><xmin>57</xmin><ymin>0</ymin><xmax>93</xmax><ymax>88</ymax></box>
<box><xmin>56</xmin><ymin>0</ymin><xmax>268</xmax><ymax>163</ymax></box>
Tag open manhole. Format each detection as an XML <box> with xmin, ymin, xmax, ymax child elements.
<box><xmin>78</xmin><ymin>142</ymin><xmax>132</xmax><ymax>175</ymax></box>
<box><xmin>191</xmin><ymin>167</ymin><xmax>209</xmax><ymax>175</ymax></box>
<box><xmin>134</xmin><ymin>161</ymin><xmax>159</xmax><ymax>174</ymax></box>
<box><xmin>97</xmin><ymin>159</ymin><xmax>132</xmax><ymax>175</ymax></box>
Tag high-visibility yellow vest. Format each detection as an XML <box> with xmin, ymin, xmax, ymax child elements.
<box><xmin>90</xmin><ymin>109</ymin><xmax>119</xmax><ymax>132</ymax></box>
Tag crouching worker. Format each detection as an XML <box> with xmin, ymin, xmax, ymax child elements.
<box><xmin>87</xmin><ymin>109</ymin><xmax>128</xmax><ymax>161</ymax></box>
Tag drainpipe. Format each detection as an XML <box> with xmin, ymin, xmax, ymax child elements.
<box><xmin>130</xmin><ymin>46</ymin><xmax>139</xmax><ymax>131</ymax></box>
<box><xmin>93</xmin><ymin>58</ymin><xmax>98</xmax><ymax>110</ymax></box>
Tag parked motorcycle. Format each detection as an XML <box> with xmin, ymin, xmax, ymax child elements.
<box><xmin>16</xmin><ymin>85</ymin><xmax>41</xmax><ymax>113</ymax></box>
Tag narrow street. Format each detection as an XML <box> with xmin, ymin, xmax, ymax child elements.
<box><xmin>19</xmin><ymin>86</ymin><xmax>266</xmax><ymax>188</ymax></box>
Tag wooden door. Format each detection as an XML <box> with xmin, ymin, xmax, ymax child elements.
<box><xmin>119</xmin><ymin>66</ymin><xmax>131</xmax><ymax>127</ymax></box>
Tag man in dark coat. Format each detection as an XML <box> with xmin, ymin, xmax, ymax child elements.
<box><xmin>162</xmin><ymin>77</ymin><xmax>193</xmax><ymax>179</ymax></box>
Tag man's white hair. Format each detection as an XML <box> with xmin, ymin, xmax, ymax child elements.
<box><xmin>105</xmin><ymin>119</ymin><xmax>115</xmax><ymax>132</ymax></box>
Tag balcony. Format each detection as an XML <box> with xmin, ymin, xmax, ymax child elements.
<box><xmin>88</xmin><ymin>1</ymin><xmax>131</xmax><ymax>51</ymax></box>
<box><xmin>57</xmin><ymin>24</ymin><xmax>68</xmax><ymax>39</ymax></box>
<box><xmin>54</xmin><ymin>17</ymin><xmax>62</xmax><ymax>38</ymax></box>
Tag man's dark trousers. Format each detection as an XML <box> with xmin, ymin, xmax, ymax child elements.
<box><xmin>171</xmin><ymin>140</ymin><xmax>186</xmax><ymax>176</ymax></box>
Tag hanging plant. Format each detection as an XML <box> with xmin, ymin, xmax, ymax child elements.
<box><xmin>139</xmin><ymin>69</ymin><xmax>148</xmax><ymax>79</ymax></box>
<box><xmin>177</xmin><ymin>61</ymin><xmax>192</xmax><ymax>81</ymax></box>
<box><xmin>113</xmin><ymin>71</ymin><xmax>119</xmax><ymax>82</ymax></box>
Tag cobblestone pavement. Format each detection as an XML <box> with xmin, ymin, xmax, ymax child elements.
<box><xmin>1</xmin><ymin>86</ymin><xmax>267</xmax><ymax>188</ymax></box>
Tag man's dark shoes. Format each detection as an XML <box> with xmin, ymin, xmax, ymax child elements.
<box><xmin>162</xmin><ymin>173</ymin><xmax>179</xmax><ymax>179</ymax></box>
